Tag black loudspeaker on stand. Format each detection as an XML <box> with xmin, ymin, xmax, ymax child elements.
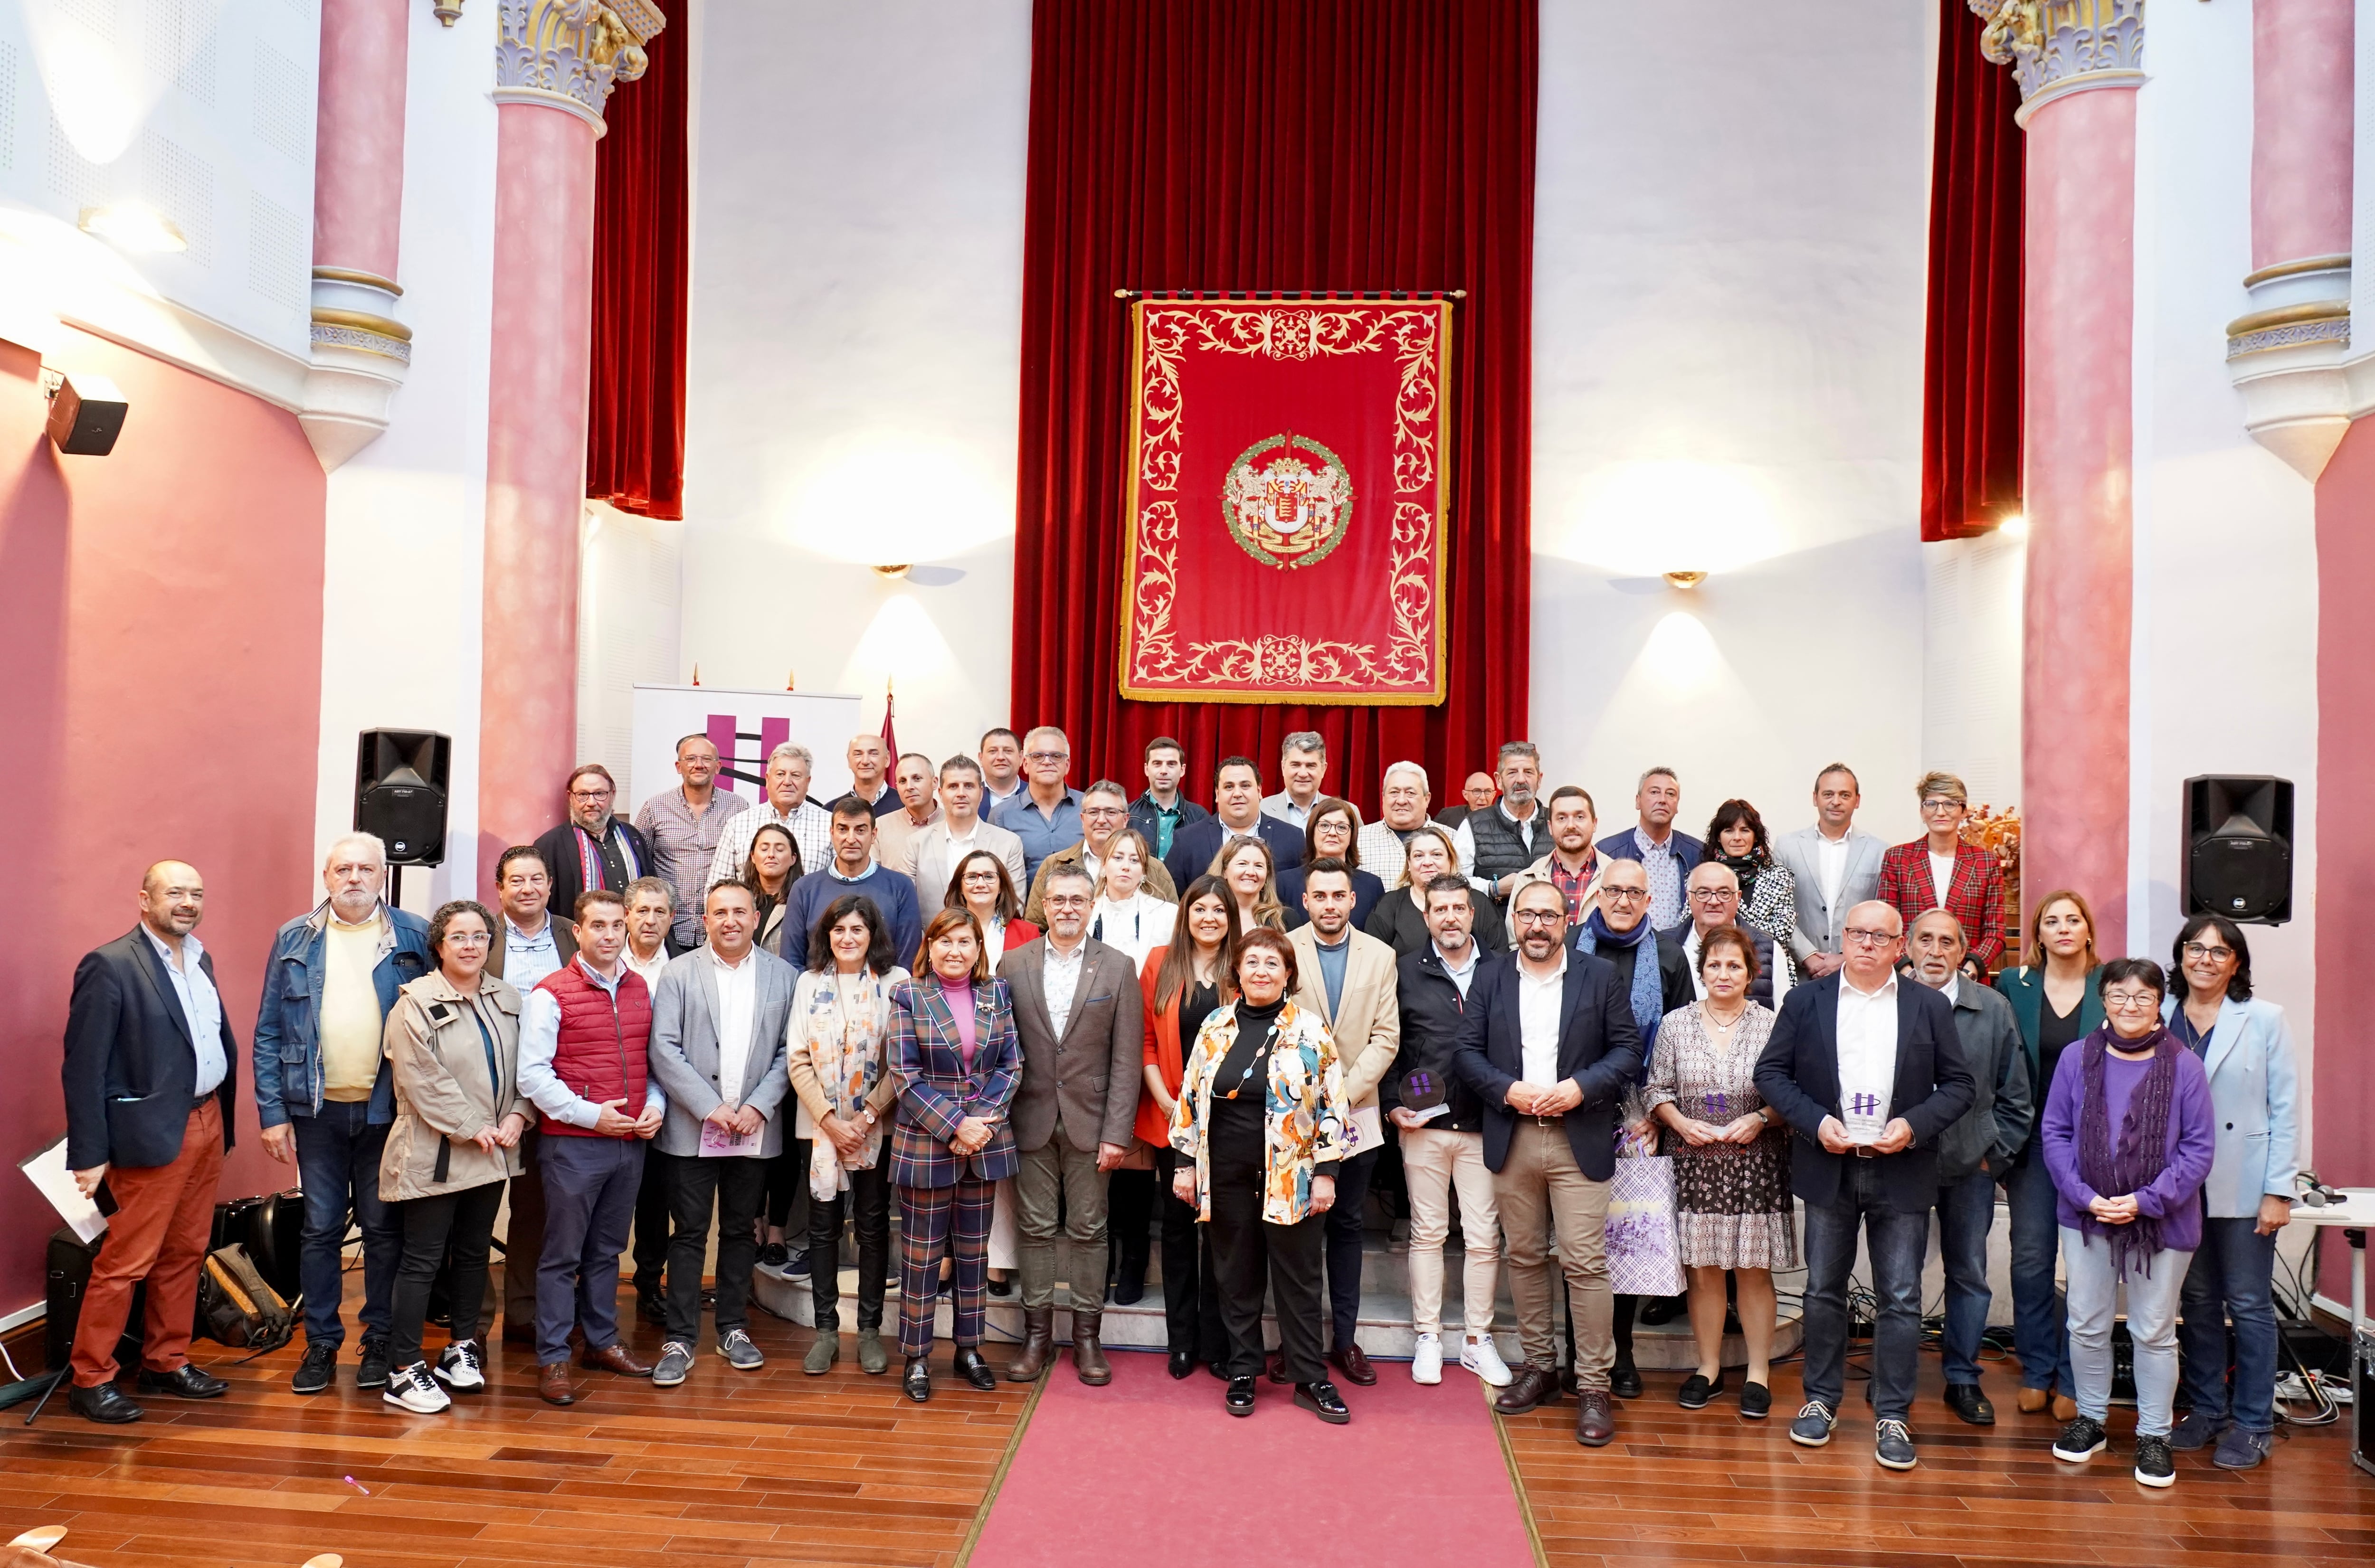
<box><xmin>356</xmin><ymin>730</ymin><xmax>451</xmax><ymax>903</ymax></box>
<box><xmin>2180</xmin><ymin>775</ymin><xmax>2293</xmax><ymax>925</ymax></box>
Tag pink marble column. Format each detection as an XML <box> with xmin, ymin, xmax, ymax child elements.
<box><xmin>311</xmin><ymin>0</ymin><xmax>409</xmax><ymax>280</ymax></box>
<box><xmin>2018</xmin><ymin>77</ymin><xmax>2139</xmax><ymax>949</ymax></box>
<box><xmin>2252</xmin><ymin>0</ymin><xmax>2354</xmax><ymax>273</ymax></box>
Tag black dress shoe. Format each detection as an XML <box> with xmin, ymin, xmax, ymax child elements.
<box><xmin>1295</xmin><ymin>1380</ymin><xmax>1350</xmax><ymax>1425</ymax></box>
<box><xmin>1168</xmin><ymin>1349</ymin><xmax>1197</xmax><ymax>1380</ymax></box>
<box><xmin>637</xmin><ymin>1291</ymin><xmax>668</xmax><ymax>1326</ymax></box>
<box><xmin>1266</xmin><ymin>1351</ymin><xmax>1290</xmax><ymax>1385</ymax></box>
<box><xmin>758</xmin><ymin>1241</ymin><xmax>790</xmax><ymax>1268</ymax></box>
<box><xmin>953</xmin><ymin>1347</ymin><xmax>997</xmax><ymax>1391</ymax></box>
<box><xmin>902</xmin><ymin>1357</ymin><xmax>932</xmax><ymax>1403</ymax></box>
<box><xmin>1676</xmin><ymin>1371</ymin><xmax>1724</xmax><ymax>1410</ymax></box>
<box><xmin>1610</xmin><ymin>1358</ymin><xmax>1644</xmax><ymax>1400</ymax></box>
<box><xmin>67</xmin><ymin>1381</ymin><xmax>144</xmax><ymax>1424</ymax></box>
<box><xmin>1944</xmin><ymin>1382</ymin><xmax>1996</xmax><ymax>1426</ymax></box>
<box><xmin>136</xmin><ymin>1364</ymin><xmax>228</xmax><ymax>1399</ymax></box>
<box><xmin>1637</xmin><ymin>1294</ymin><xmax>1685</xmax><ymax>1326</ymax></box>
<box><xmin>985</xmin><ymin>1273</ymin><xmax>1015</xmax><ymax>1298</ymax></box>
<box><xmin>1226</xmin><ymin>1375</ymin><xmax>1256</xmax><ymax>1416</ymax></box>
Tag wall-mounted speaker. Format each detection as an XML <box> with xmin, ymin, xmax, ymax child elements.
<box><xmin>2181</xmin><ymin>774</ymin><xmax>2292</xmax><ymax>925</ymax></box>
<box><xmin>42</xmin><ymin>369</ymin><xmax>129</xmax><ymax>455</ymax></box>
<box><xmin>356</xmin><ymin>730</ymin><xmax>451</xmax><ymax>866</ymax></box>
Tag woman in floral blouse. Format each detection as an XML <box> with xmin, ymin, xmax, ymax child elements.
<box><xmin>1168</xmin><ymin>927</ymin><xmax>1352</xmax><ymax>1425</ymax></box>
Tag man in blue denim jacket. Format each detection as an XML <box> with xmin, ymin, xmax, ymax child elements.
<box><xmin>252</xmin><ymin>832</ymin><xmax>433</xmax><ymax>1395</ymax></box>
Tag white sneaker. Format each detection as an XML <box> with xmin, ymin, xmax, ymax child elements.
<box><xmin>435</xmin><ymin>1341</ymin><xmax>484</xmax><ymax>1391</ymax></box>
<box><xmin>1461</xmin><ymin>1335</ymin><xmax>1514</xmax><ymax>1387</ymax></box>
<box><xmin>1411</xmin><ymin>1333</ymin><xmax>1443</xmax><ymax>1385</ymax></box>
<box><xmin>382</xmin><ymin>1362</ymin><xmax>450</xmax><ymax>1415</ymax></box>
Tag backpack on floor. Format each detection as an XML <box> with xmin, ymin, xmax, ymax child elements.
<box><xmin>196</xmin><ymin>1244</ymin><xmax>295</xmax><ymax>1350</ymax></box>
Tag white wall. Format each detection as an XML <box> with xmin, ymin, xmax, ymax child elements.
<box><xmin>309</xmin><ymin>0</ymin><xmax>500</xmax><ymax>916</ymax></box>
<box><xmin>677</xmin><ymin>0</ymin><xmax>1031</xmax><ymax>776</ymax></box>
<box><xmin>1530</xmin><ymin>1</ymin><xmax>1937</xmax><ymax>845</ymax></box>
<box><xmin>578</xmin><ymin>500</ymin><xmax>684</xmax><ymax>800</ymax></box>
<box><xmin>2129</xmin><ymin>4</ymin><xmax>2319</xmax><ymax>1128</ymax></box>
<box><xmin>1923</xmin><ymin>530</ymin><xmax>2024</xmax><ymax>813</ymax></box>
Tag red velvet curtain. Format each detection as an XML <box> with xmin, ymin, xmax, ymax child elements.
<box><xmin>1921</xmin><ymin>0</ymin><xmax>2024</xmax><ymax>543</ymax></box>
<box><xmin>1013</xmin><ymin>0</ymin><xmax>1536</xmax><ymax>818</ymax></box>
<box><xmin>586</xmin><ymin>25</ymin><xmax>689</xmax><ymax>521</ymax></box>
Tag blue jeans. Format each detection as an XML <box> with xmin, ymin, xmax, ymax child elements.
<box><xmin>2178</xmin><ymin>1216</ymin><xmax>2280</xmax><ymax>1435</ymax></box>
<box><xmin>293</xmin><ymin>1101</ymin><xmax>399</xmax><ymax>1348</ymax></box>
<box><xmin>1801</xmin><ymin>1159</ymin><xmax>1931</xmax><ymax>1423</ymax></box>
<box><xmin>1936</xmin><ymin>1169</ymin><xmax>1998</xmax><ymax>1385</ymax></box>
<box><xmin>2004</xmin><ymin>1149</ymin><xmax>2073</xmax><ymax>1394</ymax></box>
<box><xmin>535</xmin><ymin>1134</ymin><xmax>646</xmax><ymax>1365</ymax></box>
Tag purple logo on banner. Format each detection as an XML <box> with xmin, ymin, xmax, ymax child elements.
<box><xmin>705</xmin><ymin>713</ymin><xmax>790</xmax><ymax>801</ymax></box>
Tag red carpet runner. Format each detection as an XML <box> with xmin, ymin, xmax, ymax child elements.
<box><xmin>965</xmin><ymin>1351</ymin><xmax>1538</xmax><ymax>1567</ymax></box>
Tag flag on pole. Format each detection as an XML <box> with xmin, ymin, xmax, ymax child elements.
<box><xmin>880</xmin><ymin>677</ymin><xmax>896</xmax><ymax>759</ymax></box>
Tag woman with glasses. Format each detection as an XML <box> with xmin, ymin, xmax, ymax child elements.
<box><xmin>2040</xmin><ymin>959</ymin><xmax>2216</xmax><ymax>1490</ymax></box>
<box><xmin>1995</xmin><ymin>890</ymin><xmax>2102</xmax><ymax>1420</ymax></box>
<box><xmin>943</xmin><ymin>849</ymin><xmax>1037</xmax><ymax>1294</ymax></box>
<box><xmin>1873</xmin><ymin>770</ymin><xmax>2005</xmax><ymax>978</ymax></box>
<box><xmin>2162</xmin><ymin>915</ymin><xmax>2299</xmax><ymax>1471</ymax></box>
<box><xmin>1276</xmin><ymin>797</ymin><xmax>1386</xmax><ymax>930</ymax></box>
<box><xmin>1366</xmin><ymin>822</ymin><xmax>1507</xmax><ymax>957</ymax></box>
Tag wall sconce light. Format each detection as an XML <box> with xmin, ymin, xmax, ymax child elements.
<box><xmin>873</xmin><ymin>564</ymin><xmax>911</xmax><ymax>580</ymax></box>
<box><xmin>1662</xmin><ymin>570</ymin><xmax>1708</xmax><ymax>590</ymax></box>
<box><xmin>78</xmin><ymin>202</ymin><xmax>186</xmax><ymax>254</ymax></box>
<box><xmin>1997</xmin><ymin>512</ymin><xmax>2028</xmax><ymax>539</ymax></box>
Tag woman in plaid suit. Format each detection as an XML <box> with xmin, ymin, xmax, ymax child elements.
<box><xmin>1874</xmin><ymin>771</ymin><xmax>2007</xmax><ymax>977</ymax></box>
<box><xmin>889</xmin><ymin>907</ymin><xmax>1022</xmax><ymax>1403</ymax></box>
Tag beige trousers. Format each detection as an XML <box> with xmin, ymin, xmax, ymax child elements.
<box><xmin>1400</xmin><ymin>1125</ymin><xmax>1501</xmax><ymax>1339</ymax></box>
<box><xmin>1492</xmin><ymin>1118</ymin><xmax>1612</xmax><ymax>1387</ymax></box>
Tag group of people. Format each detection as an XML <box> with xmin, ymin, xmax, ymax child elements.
<box><xmin>55</xmin><ymin>731</ymin><xmax>2301</xmax><ymax>1488</ymax></box>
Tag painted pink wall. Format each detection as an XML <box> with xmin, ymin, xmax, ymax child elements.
<box><xmin>2020</xmin><ymin>86</ymin><xmax>2135</xmax><ymax>951</ymax></box>
<box><xmin>478</xmin><ymin>101</ymin><xmax>599</xmax><ymax>889</ymax></box>
<box><xmin>2252</xmin><ymin>0</ymin><xmax>2355</xmax><ymax>271</ymax></box>
<box><xmin>312</xmin><ymin>0</ymin><xmax>411</xmax><ymax>277</ymax></box>
<box><xmin>0</xmin><ymin>330</ymin><xmax>326</xmax><ymax>1315</ymax></box>
<box><xmin>2315</xmin><ymin>417</ymin><xmax>2375</xmax><ymax>1280</ymax></box>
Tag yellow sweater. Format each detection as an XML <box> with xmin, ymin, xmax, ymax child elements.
<box><xmin>319</xmin><ymin>915</ymin><xmax>386</xmax><ymax>1102</ymax></box>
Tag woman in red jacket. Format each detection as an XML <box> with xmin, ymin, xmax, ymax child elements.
<box><xmin>1874</xmin><ymin>770</ymin><xmax>2005</xmax><ymax>977</ymax></box>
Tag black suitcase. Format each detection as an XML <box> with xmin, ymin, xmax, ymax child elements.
<box><xmin>43</xmin><ymin>1228</ymin><xmax>143</xmax><ymax>1375</ymax></box>
<box><xmin>244</xmin><ymin>1190</ymin><xmax>305</xmax><ymax>1306</ymax></box>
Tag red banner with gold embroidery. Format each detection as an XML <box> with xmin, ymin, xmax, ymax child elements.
<box><xmin>1118</xmin><ymin>299</ymin><xmax>1451</xmax><ymax>705</ymax></box>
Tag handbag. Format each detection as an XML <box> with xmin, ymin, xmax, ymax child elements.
<box><xmin>1604</xmin><ymin>1137</ymin><xmax>1686</xmax><ymax>1298</ymax></box>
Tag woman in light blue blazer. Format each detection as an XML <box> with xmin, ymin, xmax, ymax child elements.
<box><xmin>2161</xmin><ymin>914</ymin><xmax>2298</xmax><ymax>1471</ymax></box>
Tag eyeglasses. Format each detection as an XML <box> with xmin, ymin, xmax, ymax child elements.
<box><xmin>1841</xmin><ymin>927</ymin><xmax>1899</xmax><ymax>947</ymax></box>
<box><xmin>1025</xmin><ymin>750</ymin><xmax>1069</xmax><ymax>764</ymax></box>
<box><xmin>1688</xmin><ymin>889</ymin><xmax>1735</xmax><ymax>903</ymax></box>
<box><xmin>1512</xmin><ymin>909</ymin><xmax>1566</xmax><ymax>927</ymax></box>
<box><xmin>444</xmin><ymin>932</ymin><xmax>492</xmax><ymax>947</ymax></box>
<box><xmin>1919</xmin><ymin>799</ymin><xmax>1965</xmax><ymax>814</ymax></box>
<box><xmin>2103</xmin><ymin>990</ymin><xmax>2161</xmax><ymax>1011</ymax></box>
<box><xmin>1082</xmin><ymin>806</ymin><xmax>1126</xmax><ymax>821</ymax></box>
<box><xmin>2182</xmin><ymin>943</ymin><xmax>2234</xmax><ymax>963</ymax></box>
<box><xmin>570</xmin><ymin>789</ymin><xmax>614</xmax><ymax>802</ymax></box>
<box><xmin>1601</xmin><ymin>887</ymin><xmax>1649</xmax><ymax>903</ymax></box>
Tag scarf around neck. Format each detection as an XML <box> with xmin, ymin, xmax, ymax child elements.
<box><xmin>2077</xmin><ymin>1023</ymin><xmax>2180</xmax><ymax>1280</ymax></box>
<box><xmin>1576</xmin><ymin>909</ymin><xmax>1663</xmax><ymax>1070</ymax></box>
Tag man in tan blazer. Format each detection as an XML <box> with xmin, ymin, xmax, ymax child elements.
<box><xmin>1021</xmin><ymin>780</ymin><xmax>1179</xmax><ymax>926</ymax></box>
<box><xmin>903</xmin><ymin>755</ymin><xmax>1027</xmax><ymax>914</ymax></box>
<box><xmin>994</xmin><ymin>864</ymin><xmax>1144</xmax><ymax>1386</ymax></box>
<box><xmin>1287</xmin><ymin>856</ymin><xmax>1401</xmax><ymax>1388</ymax></box>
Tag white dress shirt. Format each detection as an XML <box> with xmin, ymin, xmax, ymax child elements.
<box><xmin>1927</xmin><ymin>850</ymin><xmax>1957</xmax><ymax>909</ymax></box>
<box><xmin>1834</xmin><ymin>968</ymin><xmax>1901</xmax><ymax>1131</ymax></box>
<box><xmin>518</xmin><ymin>958</ymin><xmax>671</xmax><ymax>1129</ymax></box>
<box><xmin>1043</xmin><ymin>938</ymin><xmax>1087</xmax><ymax>1037</ymax></box>
<box><xmin>623</xmin><ymin>942</ymin><xmax>671</xmax><ymax>992</ymax></box>
<box><xmin>712</xmin><ymin>947</ymin><xmax>760</xmax><ymax>1102</ymax></box>
<box><xmin>1814</xmin><ymin>828</ymin><xmax>1852</xmax><ymax>914</ymax></box>
<box><xmin>1516</xmin><ymin>952</ymin><xmax>1568</xmax><ymax>1086</ymax></box>
<box><xmin>503</xmin><ymin>915</ymin><xmax>565</xmax><ymax>991</ymax></box>
<box><xmin>1090</xmin><ymin>893</ymin><xmax>1176</xmax><ymax>972</ymax></box>
<box><xmin>144</xmin><ymin>926</ymin><xmax>227</xmax><ymax>1096</ymax></box>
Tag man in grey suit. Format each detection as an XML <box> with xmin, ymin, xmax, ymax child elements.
<box><xmin>643</xmin><ymin>880</ymin><xmax>796</xmax><ymax>1387</ymax></box>
<box><xmin>904</xmin><ymin>754</ymin><xmax>1028</xmax><ymax>913</ymax></box>
<box><xmin>1772</xmin><ymin>764</ymin><xmax>1887</xmax><ymax>979</ymax></box>
<box><xmin>997</xmin><ymin>863</ymin><xmax>1145</xmax><ymax>1386</ymax></box>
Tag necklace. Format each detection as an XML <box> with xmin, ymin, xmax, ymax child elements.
<box><xmin>1702</xmin><ymin>1001</ymin><xmax>1748</xmax><ymax>1032</ymax></box>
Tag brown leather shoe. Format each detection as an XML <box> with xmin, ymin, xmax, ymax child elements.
<box><xmin>2016</xmin><ymin>1386</ymin><xmax>2050</xmax><ymax>1414</ymax></box>
<box><xmin>1071</xmin><ymin>1310</ymin><xmax>1112</xmax><ymax>1386</ymax></box>
<box><xmin>537</xmin><ymin>1362</ymin><xmax>576</xmax><ymax>1405</ymax></box>
<box><xmin>579</xmin><ymin>1342</ymin><xmax>653</xmax><ymax>1378</ymax></box>
<box><xmin>2052</xmin><ymin>1393</ymin><xmax>2078</xmax><ymax>1423</ymax></box>
<box><xmin>1329</xmin><ymin>1343</ymin><xmax>1378</xmax><ymax>1387</ymax></box>
<box><xmin>1006</xmin><ymin>1307</ymin><xmax>1054</xmax><ymax>1382</ymax></box>
<box><xmin>1494</xmin><ymin>1366</ymin><xmax>1561</xmax><ymax>1414</ymax></box>
<box><xmin>1576</xmin><ymin>1389</ymin><xmax>1617</xmax><ymax>1446</ymax></box>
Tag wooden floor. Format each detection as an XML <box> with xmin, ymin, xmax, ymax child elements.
<box><xmin>0</xmin><ymin>1294</ymin><xmax>1032</xmax><ymax>1568</ymax></box>
<box><xmin>1500</xmin><ymin>1358</ymin><xmax>2374</xmax><ymax>1568</ymax></box>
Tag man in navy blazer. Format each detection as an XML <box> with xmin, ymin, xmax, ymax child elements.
<box><xmin>1453</xmin><ymin>878</ymin><xmax>1641</xmax><ymax>1446</ymax></box>
<box><xmin>1754</xmin><ymin>900</ymin><xmax>1974</xmax><ymax>1473</ymax></box>
<box><xmin>1161</xmin><ymin>756</ymin><xmax>1304</xmax><ymax>894</ymax></box>
<box><xmin>59</xmin><ymin>860</ymin><xmax>241</xmax><ymax>1423</ymax></box>
<box><xmin>1595</xmin><ymin>765</ymin><xmax>1705</xmax><ymax>932</ymax></box>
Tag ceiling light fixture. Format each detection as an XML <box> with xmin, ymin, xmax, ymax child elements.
<box><xmin>1662</xmin><ymin>570</ymin><xmax>1708</xmax><ymax>590</ymax></box>
<box><xmin>873</xmin><ymin>564</ymin><xmax>911</xmax><ymax>580</ymax></box>
<box><xmin>78</xmin><ymin>202</ymin><xmax>186</xmax><ymax>254</ymax></box>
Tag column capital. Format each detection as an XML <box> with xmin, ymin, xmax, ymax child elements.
<box><xmin>494</xmin><ymin>0</ymin><xmax>665</xmax><ymax>134</ymax></box>
<box><xmin>1968</xmin><ymin>0</ymin><xmax>2145</xmax><ymax>126</ymax></box>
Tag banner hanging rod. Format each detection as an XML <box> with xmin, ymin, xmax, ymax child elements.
<box><xmin>1114</xmin><ymin>288</ymin><xmax>1465</xmax><ymax>301</ymax></box>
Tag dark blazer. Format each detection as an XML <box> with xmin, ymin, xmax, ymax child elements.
<box><xmin>995</xmin><ymin>936</ymin><xmax>1144</xmax><ymax>1152</ymax></box>
<box><xmin>63</xmin><ymin>928</ymin><xmax>240</xmax><ymax>1171</ymax></box>
<box><xmin>1366</xmin><ymin>884</ymin><xmax>1509</xmax><ymax>958</ymax></box>
<box><xmin>1993</xmin><ymin>963</ymin><xmax>2105</xmax><ymax>1085</ymax></box>
<box><xmin>1452</xmin><ymin>951</ymin><xmax>1644</xmax><ymax>1180</ymax></box>
<box><xmin>1752</xmin><ymin>973</ymin><xmax>1976</xmax><ymax>1213</ymax></box>
<box><xmin>486</xmin><ymin>914</ymin><xmax>577</xmax><ymax>980</ymax></box>
<box><xmin>888</xmin><ymin>975</ymin><xmax>1022</xmax><ymax>1187</ymax></box>
<box><xmin>1277</xmin><ymin>864</ymin><xmax>1387</xmax><ymax>932</ymax></box>
<box><xmin>532</xmin><ymin>817</ymin><xmax>657</xmax><ymax>924</ymax></box>
<box><xmin>1162</xmin><ymin>813</ymin><xmax>1305</xmax><ymax>897</ymax></box>
<box><xmin>1659</xmin><ymin>917</ymin><xmax>1778</xmax><ymax>1009</ymax></box>
<box><xmin>1596</xmin><ymin>826</ymin><xmax>1707</xmax><ymax>875</ymax></box>
<box><xmin>1390</xmin><ymin>945</ymin><xmax>1487</xmax><ymax>1130</ymax></box>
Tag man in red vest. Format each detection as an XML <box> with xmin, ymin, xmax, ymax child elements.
<box><xmin>516</xmin><ymin>887</ymin><xmax>663</xmax><ymax>1405</ymax></box>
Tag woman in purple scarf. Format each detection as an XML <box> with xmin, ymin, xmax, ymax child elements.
<box><xmin>2039</xmin><ymin>957</ymin><xmax>2215</xmax><ymax>1491</ymax></box>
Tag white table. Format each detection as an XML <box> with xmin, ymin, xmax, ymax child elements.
<box><xmin>2286</xmin><ymin>1187</ymin><xmax>2375</xmax><ymax>1476</ymax></box>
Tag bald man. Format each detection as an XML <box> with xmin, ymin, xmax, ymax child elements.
<box><xmin>847</xmin><ymin>732</ymin><xmax>898</xmax><ymax>817</ymax></box>
<box><xmin>1754</xmin><ymin>900</ymin><xmax>1974</xmax><ymax>1473</ymax></box>
<box><xmin>60</xmin><ymin>860</ymin><xmax>241</xmax><ymax>1423</ymax></box>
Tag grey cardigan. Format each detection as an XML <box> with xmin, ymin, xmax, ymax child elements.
<box><xmin>644</xmin><ymin>945</ymin><xmax>798</xmax><ymax>1158</ymax></box>
<box><xmin>1933</xmin><ymin>976</ymin><xmax>2033</xmax><ymax>1184</ymax></box>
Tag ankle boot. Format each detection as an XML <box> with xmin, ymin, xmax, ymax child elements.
<box><xmin>1007</xmin><ymin>1306</ymin><xmax>1054</xmax><ymax>1382</ymax></box>
<box><xmin>1072</xmin><ymin>1308</ymin><xmax>1112</xmax><ymax>1385</ymax></box>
